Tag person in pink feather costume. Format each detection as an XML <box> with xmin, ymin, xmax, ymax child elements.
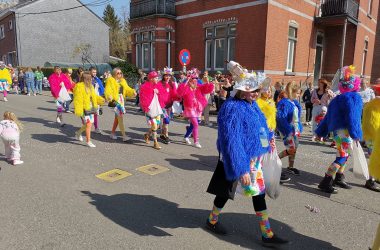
<box><xmin>140</xmin><ymin>71</ymin><xmax>168</xmax><ymax>150</ymax></box>
<box><xmin>177</xmin><ymin>68</ymin><xmax>214</xmax><ymax>148</ymax></box>
<box><xmin>159</xmin><ymin>67</ymin><xmax>180</xmax><ymax>144</ymax></box>
<box><xmin>48</xmin><ymin>66</ymin><xmax>74</xmax><ymax>126</ymax></box>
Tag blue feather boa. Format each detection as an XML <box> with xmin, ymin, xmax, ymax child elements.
<box><xmin>217</xmin><ymin>97</ymin><xmax>270</xmax><ymax>181</ymax></box>
<box><xmin>276</xmin><ymin>98</ymin><xmax>303</xmax><ymax>136</ymax></box>
<box><xmin>315</xmin><ymin>92</ymin><xmax>363</xmax><ymax>140</ymax></box>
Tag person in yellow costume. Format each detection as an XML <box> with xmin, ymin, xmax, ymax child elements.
<box><xmin>256</xmin><ymin>78</ymin><xmax>290</xmax><ymax>184</ymax></box>
<box><xmin>362</xmin><ymin>97</ymin><xmax>380</xmax><ymax>192</ymax></box>
<box><xmin>73</xmin><ymin>72</ymin><xmax>105</xmax><ymax>148</ymax></box>
<box><xmin>104</xmin><ymin>68</ymin><xmax>136</xmax><ymax>142</ymax></box>
<box><xmin>0</xmin><ymin>61</ymin><xmax>12</xmax><ymax>102</ymax></box>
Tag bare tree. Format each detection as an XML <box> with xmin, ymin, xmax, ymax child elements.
<box><xmin>72</xmin><ymin>43</ymin><xmax>94</xmax><ymax>66</ymax></box>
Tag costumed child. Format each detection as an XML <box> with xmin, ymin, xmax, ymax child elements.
<box><xmin>90</xmin><ymin>66</ymin><xmax>105</xmax><ymax>134</ymax></box>
<box><xmin>0</xmin><ymin>61</ymin><xmax>11</xmax><ymax>102</ymax></box>
<box><xmin>140</xmin><ymin>71</ymin><xmax>168</xmax><ymax>150</ymax></box>
<box><xmin>206</xmin><ymin>61</ymin><xmax>288</xmax><ymax>246</ymax></box>
<box><xmin>159</xmin><ymin>67</ymin><xmax>179</xmax><ymax>144</ymax></box>
<box><xmin>177</xmin><ymin>68</ymin><xmax>214</xmax><ymax>149</ymax></box>
<box><xmin>0</xmin><ymin>111</ymin><xmax>24</xmax><ymax>165</ymax></box>
<box><xmin>276</xmin><ymin>81</ymin><xmax>303</xmax><ymax>176</ymax></box>
<box><xmin>74</xmin><ymin>72</ymin><xmax>104</xmax><ymax>148</ymax></box>
<box><xmin>104</xmin><ymin>68</ymin><xmax>136</xmax><ymax>142</ymax></box>
<box><xmin>48</xmin><ymin>66</ymin><xmax>74</xmax><ymax>126</ymax></box>
<box><xmin>314</xmin><ymin>106</ymin><xmax>327</xmax><ymax>143</ymax></box>
<box><xmin>316</xmin><ymin>65</ymin><xmax>363</xmax><ymax>194</ymax></box>
<box><xmin>362</xmin><ymin>97</ymin><xmax>380</xmax><ymax>192</ymax></box>
<box><xmin>256</xmin><ymin>78</ymin><xmax>291</xmax><ymax>183</ymax></box>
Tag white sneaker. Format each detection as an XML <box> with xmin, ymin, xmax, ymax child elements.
<box><xmin>86</xmin><ymin>141</ymin><xmax>96</xmax><ymax>148</ymax></box>
<box><xmin>184</xmin><ymin>137</ymin><xmax>191</xmax><ymax>145</ymax></box>
<box><xmin>208</xmin><ymin>123</ymin><xmax>213</xmax><ymax>127</ymax></box>
<box><xmin>3</xmin><ymin>97</ymin><xmax>7</xmax><ymax>102</ymax></box>
<box><xmin>27</xmin><ymin>93</ymin><xmax>31</xmax><ymax>96</ymax></box>
<box><xmin>33</xmin><ymin>93</ymin><xmax>36</xmax><ymax>96</ymax></box>
<box><xmin>75</xmin><ymin>131</ymin><xmax>83</xmax><ymax>142</ymax></box>
<box><xmin>194</xmin><ymin>142</ymin><xmax>202</xmax><ymax>148</ymax></box>
<box><xmin>13</xmin><ymin>160</ymin><xmax>24</xmax><ymax>165</ymax></box>
<box><xmin>56</xmin><ymin>116</ymin><xmax>61</xmax><ymax>124</ymax></box>
<box><xmin>110</xmin><ymin>134</ymin><xmax>117</xmax><ymax>140</ymax></box>
<box><xmin>94</xmin><ymin>128</ymin><xmax>102</xmax><ymax>134</ymax></box>
<box><xmin>122</xmin><ymin>136</ymin><xmax>128</xmax><ymax>142</ymax></box>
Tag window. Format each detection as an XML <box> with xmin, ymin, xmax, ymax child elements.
<box><xmin>0</xmin><ymin>25</ymin><xmax>5</xmax><ymax>39</ymax></box>
<box><xmin>205</xmin><ymin>23</ymin><xmax>236</xmax><ymax>70</ymax></box>
<box><xmin>361</xmin><ymin>40</ymin><xmax>369</xmax><ymax>76</ymax></box>
<box><xmin>368</xmin><ymin>0</ymin><xmax>373</xmax><ymax>15</ymax></box>
<box><xmin>135</xmin><ymin>31</ymin><xmax>155</xmax><ymax>70</ymax></box>
<box><xmin>142</xmin><ymin>43</ymin><xmax>150</xmax><ymax>69</ymax></box>
<box><xmin>9</xmin><ymin>20</ymin><xmax>12</xmax><ymax>30</ymax></box>
<box><xmin>286</xmin><ymin>26</ymin><xmax>297</xmax><ymax>72</ymax></box>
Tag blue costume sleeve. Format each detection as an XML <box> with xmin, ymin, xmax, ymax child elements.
<box><xmin>96</xmin><ymin>77</ymin><xmax>105</xmax><ymax>96</ymax></box>
<box><xmin>345</xmin><ymin>93</ymin><xmax>363</xmax><ymax>140</ymax></box>
<box><xmin>276</xmin><ymin>99</ymin><xmax>293</xmax><ymax>136</ymax></box>
<box><xmin>217</xmin><ymin>100</ymin><xmax>251</xmax><ymax>181</ymax></box>
<box><xmin>294</xmin><ymin>100</ymin><xmax>303</xmax><ymax>133</ymax></box>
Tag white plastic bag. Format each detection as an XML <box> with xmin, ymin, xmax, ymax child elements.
<box><xmin>352</xmin><ymin>142</ymin><xmax>370</xmax><ymax>180</ymax></box>
<box><xmin>147</xmin><ymin>92</ymin><xmax>163</xmax><ymax>118</ymax></box>
<box><xmin>262</xmin><ymin>148</ymin><xmax>282</xmax><ymax>199</ymax></box>
<box><xmin>57</xmin><ymin>85</ymin><xmax>71</xmax><ymax>103</ymax></box>
<box><xmin>172</xmin><ymin>101</ymin><xmax>183</xmax><ymax>114</ymax></box>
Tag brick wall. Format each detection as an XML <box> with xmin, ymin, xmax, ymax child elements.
<box><xmin>0</xmin><ymin>13</ymin><xmax>17</xmax><ymax>64</ymax></box>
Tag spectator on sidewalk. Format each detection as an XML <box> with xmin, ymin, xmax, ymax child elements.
<box><xmin>302</xmin><ymin>81</ymin><xmax>313</xmax><ymax>125</ymax></box>
<box><xmin>34</xmin><ymin>66</ymin><xmax>44</xmax><ymax>95</ymax></box>
<box><xmin>25</xmin><ymin>67</ymin><xmax>36</xmax><ymax>96</ymax></box>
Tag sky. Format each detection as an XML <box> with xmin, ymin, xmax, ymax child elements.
<box><xmin>81</xmin><ymin>0</ymin><xmax>130</xmax><ymax>19</ymax></box>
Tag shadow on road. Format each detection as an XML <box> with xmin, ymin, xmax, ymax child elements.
<box><xmin>81</xmin><ymin>191</ymin><xmax>339</xmax><ymax>250</ymax></box>
<box><xmin>165</xmin><ymin>154</ymin><xmax>217</xmax><ymax>172</ymax></box>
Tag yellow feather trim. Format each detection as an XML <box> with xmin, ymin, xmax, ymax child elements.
<box><xmin>73</xmin><ymin>82</ymin><xmax>97</xmax><ymax>117</ymax></box>
<box><xmin>256</xmin><ymin>97</ymin><xmax>277</xmax><ymax>130</ymax></box>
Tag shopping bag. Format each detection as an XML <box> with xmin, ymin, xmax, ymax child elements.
<box><xmin>172</xmin><ymin>101</ymin><xmax>183</xmax><ymax>114</ymax></box>
<box><xmin>147</xmin><ymin>92</ymin><xmax>163</xmax><ymax>118</ymax></box>
<box><xmin>57</xmin><ymin>85</ymin><xmax>71</xmax><ymax>103</ymax></box>
<box><xmin>352</xmin><ymin>142</ymin><xmax>370</xmax><ymax>180</ymax></box>
<box><xmin>262</xmin><ymin>148</ymin><xmax>282</xmax><ymax>199</ymax></box>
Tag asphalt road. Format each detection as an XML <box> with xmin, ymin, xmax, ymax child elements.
<box><xmin>0</xmin><ymin>92</ymin><xmax>378</xmax><ymax>250</ymax></box>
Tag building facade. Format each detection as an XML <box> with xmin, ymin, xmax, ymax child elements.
<box><xmin>130</xmin><ymin>0</ymin><xmax>378</xmax><ymax>83</ymax></box>
<box><xmin>0</xmin><ymin>0</ymin><xmax>110</xmax><ymax>67</ymax></box>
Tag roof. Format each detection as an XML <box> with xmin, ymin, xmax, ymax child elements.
<box><xmin>0</xmin><ymin>0</ymin><xmax>109</xmax><ymax>27</ymax></box>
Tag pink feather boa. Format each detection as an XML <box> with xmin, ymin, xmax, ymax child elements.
<box><xmin>48</xmin><ymin>73</ymin><xmax>73</xmax><ymax>98</ymax></box>
<box><xmin>139</xmin><ymin>81</ymin><xmax>168</xmax><ymax>113</ymax></box>
<box><xmin>177</xmin><ymin>82</ymin><xmax>214</xmax><ymax>118</ymax></box>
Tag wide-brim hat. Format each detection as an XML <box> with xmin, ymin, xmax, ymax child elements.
<box><xmin>227</xmin><ymin>61</ymin><xmax>268</xmax><ymax>92</ymax></box>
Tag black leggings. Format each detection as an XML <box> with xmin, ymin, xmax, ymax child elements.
<box><xmin>214</xmin><ymin>193</ymin><xmax>267</xmax><ymax>212</ymax></box>
<box><xmin>305</xmin><ymin>104</ymin><xmax>313</xmax><ymax>122</ymax></box>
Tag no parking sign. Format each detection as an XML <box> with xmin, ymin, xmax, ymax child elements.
<box><xmin>179</xmin><ymin>49</ymin><xmax>191</xmax><ymax>66</ymax></box>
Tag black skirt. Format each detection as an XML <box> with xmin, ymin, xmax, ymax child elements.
<box><xmin>207</xmin><ymin>159</ymin><xmax>238</xmax><ymax>200</ymax></box>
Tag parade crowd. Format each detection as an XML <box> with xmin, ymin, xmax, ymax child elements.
<box><xmin>0</xmin><ymin>60</ymin><xmax>379</xmax><ymax>248</ymax></box>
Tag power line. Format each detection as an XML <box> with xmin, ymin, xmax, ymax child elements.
<box><xmin>16</xmin><ymin>0</ymin><xmax>113</xmax><ymax>16</ymax></box>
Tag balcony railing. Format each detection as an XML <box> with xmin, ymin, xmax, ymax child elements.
<box><xmin>130</xmin><ymin>0</ymin><xmax>176</xmax><ymax>19</ymax></box>
<box><xmin>319</xmin><ymin>0</ymin><xmax>359</xmax><ymax>20</ymax></box>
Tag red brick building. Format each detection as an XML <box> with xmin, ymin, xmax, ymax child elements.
<box><xmin>130</xmin><ymin>0</ymin><xmax>378</xmax><ymax>84</ymax></box>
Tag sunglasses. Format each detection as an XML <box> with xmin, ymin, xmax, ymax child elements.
<box><xmin>116</xmin><ymin>72</ymin><xmax>122</xmax><ymax>75</ymax></box>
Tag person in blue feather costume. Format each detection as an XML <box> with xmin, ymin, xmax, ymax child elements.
<box><xmin>276</xmin><ymin>81</ymin><xmax>303</xmax><ymax>176</ymax></box>
<box><xmin>206</xmin><ymin>61</ymin><xmax>288</xmax><ymax>247</ymax></box>
<box><xmin>316</xmin><ymin>65</ymin><xmax>363</xmax><ymax>194</ymax></box>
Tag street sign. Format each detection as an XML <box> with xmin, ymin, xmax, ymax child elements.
<box><xmin>179</xmin><ymin>49</ymin><xmax>191</xmax><ymax>66</ymax></box>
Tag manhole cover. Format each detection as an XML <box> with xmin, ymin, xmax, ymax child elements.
<box><xmin>96</xmin><ymin>169</ymin><xmax>132</xmax><ymax>182</ymax></box>
<box><xmin>136</xmin><ymin>164</ymin><xmax>170</xmax><ymax>176</ymax></box>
